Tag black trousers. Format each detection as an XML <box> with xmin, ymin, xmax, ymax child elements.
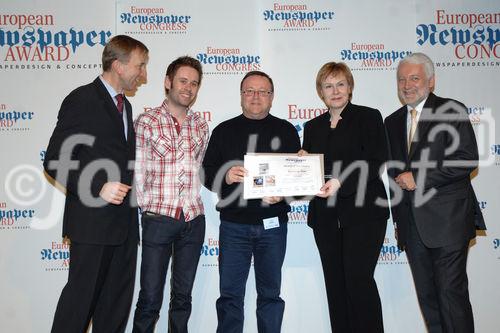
<box><xmin>405</xmin><ymin>215</ymin><xmax>474</xmax><ymax>333</ymax></box>
<box><xmin>313</xmin><ymin>217</ymin><xmax>387</xmax><ymax>333</ymax></box>
<box><xmin>51</xmin><ymin>228</ymin><xmax>138</xmax><ymax>333</ymax></box>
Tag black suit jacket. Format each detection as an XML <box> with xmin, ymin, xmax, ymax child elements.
<box><xmin>384</xmin><ymin>93</ymin><xmax>485</xmax><ymax>249</ymax></box>
<box><xmin>44</xmin><ymin>77</ymin><xmax>139</xmax><ymax>245</ymax></box>
<box><xmin>303</xmin><ymin>102</ymin><xmax>389</xmax><ymax>228</ymax></box>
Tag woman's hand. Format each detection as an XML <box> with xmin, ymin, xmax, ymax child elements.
<box><xmin>316</xmin><ymin>179</ymin><xmax>341</xmax><ymax>198</ymax></box>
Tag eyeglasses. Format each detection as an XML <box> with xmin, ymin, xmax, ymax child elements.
<box><xmin>241</xmin><ymin>89</ymin><xmax>273</xmax><ymax>97</ymax></box>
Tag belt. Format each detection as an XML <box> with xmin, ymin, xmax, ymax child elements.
<box><xmin>142</xmin><ymin>211</ymin><xmax>163</xmax><ymax>217</ymax></box>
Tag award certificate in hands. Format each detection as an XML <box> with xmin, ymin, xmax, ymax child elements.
<box><xmin>243</xmin><ymin>153</ymin><xmax>324</xmax><ymax>199</ymax></box>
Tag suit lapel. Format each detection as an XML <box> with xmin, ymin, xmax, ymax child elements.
<box><xmin>391</xmin><ymin>107</ymin><xmax>410</xmax><ymax>161</ymax></box>
<box><xmin>93</xmin><ymin>78</ymin><xmax>127</xmax><ymax>144</ymax></box>
<box><xmin>336</xmin><ymin>102</ymin><xmax>354</xmax><ymax>130</ymax></box>
<box><xmin>124</xmin><ymin>97</ymin><xmax>136</xmax><ymax>150</ymax></box>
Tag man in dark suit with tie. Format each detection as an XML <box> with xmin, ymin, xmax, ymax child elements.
<box><xmin>385</xmin><ymin>52</ymin><xmax>485</xmax><ymax>333</ymax></box>
<box><xmin>43</xmin><ymin>35</ymin><xmax>148</xmax><ymax>333</ymax></box>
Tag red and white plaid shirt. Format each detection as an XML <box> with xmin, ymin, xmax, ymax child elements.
<box><xmin>134</xmin><ymin>99</ymin><xmax>209</xmax><ymax>221</ymax></box>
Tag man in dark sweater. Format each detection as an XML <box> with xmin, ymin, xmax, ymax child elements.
<box><xmin>202</xmin><ymin>71</ymin><xmax>300</xmax><ymax>333</ymax></box>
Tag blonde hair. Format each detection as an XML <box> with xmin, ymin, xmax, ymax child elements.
<box><xmin>316</xmin><ymin>62</ymin><xmax>354</xmax><ymax>101</ymax></box>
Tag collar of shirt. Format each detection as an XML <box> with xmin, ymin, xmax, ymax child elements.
<box><xmin>99</xmin><ymin>76</ymin><xmax>123</xmax><ymax>106</ymax></box>
<box><xmin>328</xmin><ymin>110</ymin><xmax>343</xmax><ymax>122</ymax></box>
<box><xmin>160</xmin><ymin>99</ymin><xmax>195</xmax><ymax>124</ymax></box>
<box><xmin>99</xmin><ymin>76</ymin><xmax>128</xmax><ymax>139</ymax></box>
<box><xmin>330</xmin><ymin>113</ymin><xmax>342</xmax><ymax>122</ymax></box>
<box><xmin>406</xmin><ymin>97</ymin><xmax>427</xmax><ymax>124</ymax></box>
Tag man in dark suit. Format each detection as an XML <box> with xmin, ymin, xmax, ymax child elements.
<box><xmin>385</xmin><ymin>52</ymin><xmax>485</xmax><ymax>333</ymax></box>
<box><xmin>43</xmin><ymin>35</ymin><xmax>148</xmax><ymax>333</ymax></box>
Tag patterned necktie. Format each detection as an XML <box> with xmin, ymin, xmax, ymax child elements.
<box><xmin>408</xmin><ymin>109</ymin><xmax>417</xmax><ymax>151</ymax></box>
<box><xmin>116</xmin><ymin>94</ymin><xmax>124</xmax><ymax>114</ymax></box>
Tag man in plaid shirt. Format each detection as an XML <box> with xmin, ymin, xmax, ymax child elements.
<box><xmin>132</xmin><ymin>56</ymin><xmax>209</xmax><ymax>333</ymax></box>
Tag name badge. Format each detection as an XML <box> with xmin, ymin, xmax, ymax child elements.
<box><xmin>263</xmin><ymin>217</ymin><xmax>280</xmax><ymax>230</ymax></box>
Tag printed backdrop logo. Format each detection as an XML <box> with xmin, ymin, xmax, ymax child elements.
<box><xmin>494</xmin><ymin>238</ymin><xmax>500</xmax><ymax>261</ymax></box>
<box><xmin>287</xmin><ymin>104</ymin><xmax>328</xmax><ymax>138</ymax></box>
<box><xmin>477</xmin><ymin>199</ymin><xmax>487</xmax><ymax>211</ymax></box>
<box><xmin>142</xmin><ymin>106</ymin><xmax>212</xmax><ymax>122</ymax></box>
<box><xmin>40</xmin><ymin>241</ymin><xmax>70</xmax><ymax>271</ymax></box>
<box><xmin>200</xmin><ymin>237</ymin><xmax>219</xmax><ymax>268</ymax></box>
<box><xmin>378</xmin><ymin>237</ymin><xmax>407</xmax><ymax>265</ymax></box>
<box><xmin>0</xmin><ymin>201</ymin><xmax>34</xmax><ymax>230</ymax></box>
<box><xmin>118</xmin><ymin>6</ymin><xmax>191</xmax><ymax>35</ymax></box>
<box><xmin>491</xmin><ymin>143</ymin><xmax>500</xmax><ymax>165</ymax></box>
<box><xmin>0</xmin><ymin>103</ymin><xmax>34</xmax><ymax>132</ymax></box>
<box><xmin>417</xmin><ymin>9</ymin><xmax>500</xmax><ymax>68</ymax></box>
<box><xmin>196</xmin><ymin>47</ymin><xmax>261</xmax><ymax>75</ymax></box>
<box><xmin>0</xmin><ymin>13</ymin><xmax>111</xmax><ymax>71</ymax></box>
<box><xmin>467</xmin><ymin>105</ymin><xmax>489</xmax><ymax>125</ymax></box>
<box><xmin>263</xmin><ymin>3</ymin><xmax>335</xmax><ymax>32</ymax></box>
<box><xmin>288</xmin><ymin>200</ymin><xmax>309</xmax><ymax>224</ymax></box>
<box><xmin>340</xmin><ymin>43</ymin><xmax>412</xmax><ymax>71</ymax></box>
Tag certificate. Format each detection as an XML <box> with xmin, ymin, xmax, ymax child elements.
<box><xmin>243</xmin><ymin>153</ymin><xmax>324</xmax><ymax>199</ymax></box>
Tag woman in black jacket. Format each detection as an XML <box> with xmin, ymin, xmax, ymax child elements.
<box><xmin>300</xmin><ymin>62</ymin><xmax>389</xmax><ymax>333</ymax></box>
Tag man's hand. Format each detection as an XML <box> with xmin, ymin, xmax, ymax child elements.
<box><xmin>262</xmin><ymin>196</ymin><xmax>283</xmax><ymax>205</ymax></box>
<box><xmin>395</xmin><ymin>171</ymin><xmax>416</xmax><ymax>191</ymax></box>
<box><xmin>316</xmin><ymin>179</ymin><xmax>341</xmax><ymax>198</ymax></box>
<box><xmin>297</xmin><ymin>149</ymin><xmax>308</xmax><ymax>156</ymax></box>
<box><xmin>99</xmin><ymin>182</ymin><xmax>132</xmax><ymax>205</ymax></box>
<box><xmin>225</xmin><ymin>166</ymin><xmax>247</xmax><ymax>185</ymax></box>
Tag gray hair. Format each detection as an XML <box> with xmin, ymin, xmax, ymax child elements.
<box><xmin>398</xmin><ymin>52</ymin><xmax>435</xmax><ymax>79</ymax></box>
